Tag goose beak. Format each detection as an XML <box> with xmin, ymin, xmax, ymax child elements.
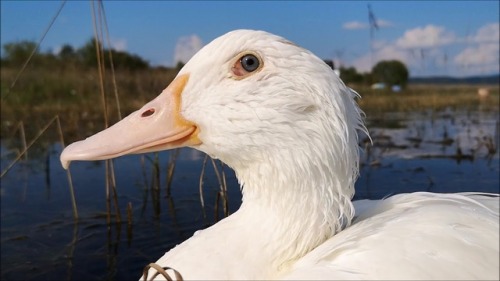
<box><xmin>60</xmin><ymin>74</ymin><xmax>200</xmax><ymax>169</ymax></box>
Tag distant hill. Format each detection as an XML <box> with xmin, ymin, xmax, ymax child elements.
<box><xmin>409</xmin><ymin>74</ymin><xmax>499</xmax><ymax>85</ymax></box>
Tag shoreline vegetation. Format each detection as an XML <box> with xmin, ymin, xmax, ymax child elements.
<box><xmin>1</xmin><ymin>39</ymin><xmax>499</xmax><ymax>160</ymax></box>
<box><xmin>1</xmin><ymin>65</ymin><xmax>179</xmax><ymax>142</ymax></box>
<box><xmin>2</xmin><ymin>64</ymin><xmax>498</xmax><ymax>142</ymax></box>
<box><xmin>1</xmin><ymin>43</ymin><xmax>498</xmax><ymax>226</ymax></box>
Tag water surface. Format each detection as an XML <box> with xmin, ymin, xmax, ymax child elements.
<box><xmin>1</xmin><ymin>108</ymin><xmax>498</xmax><ymax>280</ymax></box>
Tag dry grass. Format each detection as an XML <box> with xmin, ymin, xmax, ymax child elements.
<box><xmin>3</xmin><ymin>66</ymin><xmax>497</xmax><ymax>162</ymax></box>
<box><xmin>354</xmin><ymin>83</ymin><xmax>499</xmax><ymax>115</ymax></box>
<box><xmin>2</xmin><ymin>63</ymin><xmax>498</xmax><ymax>224</ymax></box>
<box><xmin>1</xmin><ymin>66</ymin><xmax>178</xmax><ymax>143</ymax></box>
<box><xmin>3</xmin><ymin>80</ymin><xmax>498</xmax><ymax>145</ymax></box>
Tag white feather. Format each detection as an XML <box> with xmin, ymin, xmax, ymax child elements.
<box><xmin>132</xmin><ymin>30</ymin><xmax>498</xmax><ymax>280</ymax></box>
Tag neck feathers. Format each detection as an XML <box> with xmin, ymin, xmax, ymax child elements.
<box><xmin>227</xmin><ymin>67</ymin><xmax>364</xmax><ymax>273</ymax></box>
<box><xmin>236</xmin><ymin>136</ymin><xmax>356</xmax><ymax>270</ymax></box>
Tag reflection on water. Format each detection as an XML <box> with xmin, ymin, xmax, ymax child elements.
<box><xmin>1</xmin><ymin>109</ymin><xmax>499</xmax><ymax>280</ymax></box>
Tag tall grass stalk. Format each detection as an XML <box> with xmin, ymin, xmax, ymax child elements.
<box><xmin>127</xmin><ymin>202</ymin><xmax>133</xmax><ymax>226</ymax></box>
<box><xmin>91</xmin><ymin>0</ymin><xmax>125</xmax><ymax>225</ymax></box>
<box><xmin>210</xmin><ymin>158</ymin><xmax>229</xmax><ymax>219</ymax></box>
<box><xmin>151</xmin><ymin>153</ymin><xmax>161</xmax><ymax>217</ymax></box>
<box><xmin>0</xmin><ymin>116</ymin><xmax>79</xmax><ymax>219</ymax></box>
<box><xmin>197</xmin><ymin>155</ymin><xmax>230</xmax><ymax>221</ymax></box>
<box><xmin>198</xmin><ymin>154</ymin><xmax>209</xmax><ymax>219</ymax></box>
<box><xmin>1</xmin><ymin>121</ymin><xmax>28</xmax><ymax>160</ymax></box>
<box><xmin>18</xmin><ymin>121</ymin><xmax>28</xmax><ymax>160</ymax></box>
<box><xmin>108</xmin><ymin>160</ymin><xmax>122</xmax><ymax>223</ymax></box>
<box><xmin>65</xmin><ymin>221</ymin><xmax>79</xmax><ymax>280</ymax></box>
<box><xmin>56</xmin><ymin>116</ymin><xmax>79</xmax><ymax>220</ymax></box>
<box><xmin>1</xmin><ymin>116</ymin><xmax>50</xmax><ymax>175</ymax></box>
<box><xmin>99</xmin><ymin>0</ymin><xmax>122</xmax><ymax>121</ymax></box>
<box><xmin>139</xmin><ymin>155</ymin><xmax>151</xmax><ymax>216</ymax></box>
<box><xmin>165</xmin><ymin>149</ymin><xmax>180</xmax><ymax>197</ymax></box>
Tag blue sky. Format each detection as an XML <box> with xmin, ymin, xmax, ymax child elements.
<box><xmin>1</xmin><ymin>1</ymin><xmax>498</xmax><ymax>77</ymax></box>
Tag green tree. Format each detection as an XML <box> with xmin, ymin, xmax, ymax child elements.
<box><xmin>175</xmin><ymin>61</ymin><xmax>185</xmax><ymax>71</ymax></box>
<box><xmin>2</xmin><ymin>41</ymin><xmax>60</xmax><ymax>67</ymax></box>
<box><xmin>372</xmin><ymin>60</ymin><xmax>409</xmax><ymax>88</ymax></box>
<box><xmin>362</xmin><ymin>72</ymin><xmax>374</xmax><ymax>85</ymax></box>
<box><xmin>110</xmin><ymin>49</ymin><xmax>149</xmax><ymax>70</ymax></box>
<box><xmin>76</xmin><ymin>38</ymin><xmax>149</xmax><ymax>70</ymax></box>
<box><xmin>339</xmin><ymin>66</ymin><xmax>363</xmax><ymax>84</ymax></box>
<box><xmin>2</xmin><ymin>41</ymin><xmax>38</xmax><ymax>65</ymax></box>
<box><xmin>58</xmin><ymin>44</ymin><xmax>76</xmax><ymax>59</ymax></box>
<box><xmin>76</xmin><ymin>39</ymin><xmax>98</xmax><ymax>67</ymax></box>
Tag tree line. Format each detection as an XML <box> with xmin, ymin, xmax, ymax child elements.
<box><xmin>1</xmin><ymin>39</ymin><xmax>151</xmax><ymax>71</ymax></box>
<box><xmin>325</xmin><ymin>59</ymin><xmax>409</xmax><ymax>89</ymax></box>
<box><xmin>2</xmin><ymin>40</ymin><xmax>409</xmax><ymax>88</ymax></box>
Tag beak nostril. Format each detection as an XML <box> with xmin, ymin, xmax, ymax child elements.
<box><xmin>141</xmin><ymin>108</ymin><xmax>155</xmax><ymax>117</ymax></box>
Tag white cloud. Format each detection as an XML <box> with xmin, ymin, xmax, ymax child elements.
<box><xmin>173</xmin><ymin>35</ymin><xmax>203</xmax><ymax>65</ymax></box>
<box><xmin>53</xmin><ymin>45</ymin><xmax>62</xmax><ymax>55</ymax></box>
<box><xmin>376</xmin><ymin>19</ymin><xmax>393</xmax><ymax>28</ymax></box>
<box><xmin>453</xmin><ymin>23</ymin><xmax>500</xmax><ymax>74</ymax></box>
<box><xmin>454</xmin><ymin>43</ymin><xmax>499</xmax><ymax>69</ymax></box>
<box><xmin>396</xmin><ymin>25</ymin><xmax>455</xmax><ymax>49</ymax></box>
<box><xmin>110</xmin><ymin>38</ymin><xmax>127</xmax><ymax>51</ymax></box>
<box><xmin>352</xmin><ymin>43</ymin><xmax>411</xmax><ymax>72</ymax></box>
<box><xmin>343</xmin><ymin>21</ymin><xmax>368</xmax><ymax>30</ymax></box>
<box><xmin>350</xmin><ymin>25</ymin><xmax>454</xmax><ymax>75</ymax></box>
<box><xmin>350</xmin><ymin>53</ymin><xmax>374</xmax><ymax>73</ymax></box>
<box><xmin>342</xmin><ymin>19</ymin><xmax>393</xmax><ymax>30</ymax></box>
<box><xmin>470</xmin><ymin>23</ymin><xmax>499</xmax><ymax>43</ymax></box>
<box><xmin>346</xmin><ymin>23</ymin><xmax>499</xmax><ymax>76</ymax></box>
<box><xmin>453</xmin><ymin>43</ymin><xmax>500</xmax><ymax>75</ymax></box>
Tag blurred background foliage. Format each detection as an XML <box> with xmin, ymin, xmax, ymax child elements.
<box><xmin>1</xmin><ymin>39</ymin><xmax>497</xmax><ymax>144</ymax></box>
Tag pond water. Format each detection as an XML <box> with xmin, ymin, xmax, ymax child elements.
<box><xmin>1</xmin><ymin>108</ymin><xmax>499</xmax><ymax>280</ymax></box>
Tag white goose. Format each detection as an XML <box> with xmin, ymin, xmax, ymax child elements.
<box><xmin>61</xmin><ymin>30</ymin><xmax>499</xmax><ymax>280</ymax></box>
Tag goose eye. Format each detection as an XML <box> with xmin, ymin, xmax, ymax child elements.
<box><xmin>231</xmin><ymin>52</ymin><xmax>262</xmax><ymax>78</ymax></box>
<box><xmin>240</xmin><ymin>54</ymin><xmax>259</xmax><ymax>72</ymax></box>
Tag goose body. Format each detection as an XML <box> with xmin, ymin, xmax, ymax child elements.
<box><xmin>61</xmin><ymin>30</ymin><xmax>499</xmax><ymax>280</ymax></box>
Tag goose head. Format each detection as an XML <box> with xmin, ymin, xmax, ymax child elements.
<box><xmin>61</xmin><ymin>29</ymin><xmax>365</xmax><ymax>236</ymax></box>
